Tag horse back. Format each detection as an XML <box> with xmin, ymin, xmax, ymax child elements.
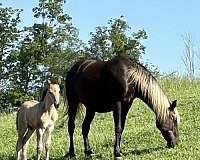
<box><xmin>65</xmin><ymin>57</ymin><xmax>132</xmax><ymax>112</ymax></box>
<box><xmin>65</xmin><ymin>59</ymin><xmax>105</xmax><ymax>103</ymax></box>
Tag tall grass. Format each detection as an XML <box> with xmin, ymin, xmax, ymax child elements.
<box><xmin>0</xmin><ymin>77</ymin><xmax>200</xmax><ymax>159</ymax></box>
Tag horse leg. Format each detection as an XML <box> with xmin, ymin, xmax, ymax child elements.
<box><xmin>44</xmin><ymin>125</ymin><xmax>54</xmax><ymax>160</ymax></box>
<box><xmin>113</xmin><ymin>101</ymin><xmax>123</xmax><ymax>160</ymax></box>
<box><xmin>37</xmin><ymin>128</ymin><xmax>45</xmax><ymax>160</ymax></box>
<box><xmin>65</xmin><ymin>101</ymin><xmax>79</xmax><ymax>158</ymax></box>
<box><xmin>82</xmin><ymin>109</ymin><xmax>95</xmax><ymax>156</ymax></box>
<box><xmin>118</xmin><ymin>102</ymin><xmax>132</xmax><ymax>154</ymax></box>
<box><xmin>21</xmin><ymin>128</ymin><xmax>35</xmax><ymax>160</ymax></box>
<box><xmin>121</xmin><ymin>102</ymin><xmax>132</xmax><ymax>131</ymax></box>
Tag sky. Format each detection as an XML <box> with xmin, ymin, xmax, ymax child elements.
<box><xmin>1</xmin><ymin>0</ymin><xmax>200</xmax><ymax>74</ymax></box>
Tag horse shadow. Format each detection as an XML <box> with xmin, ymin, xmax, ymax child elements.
<box><xmin>0</xmin><ymin>155</ymin><xmax>15</xmax><ymax>160</ymax></box>
<box><xmin>0</xmin><ymin>154</ymin><xmax>96</xmax><ymax>160</ymax></box>
<box><xmin>123</xmin><ymin>146</ymin><xmax>165</xmax><ymax>156</ymax></box>
<box><xmin>59</xmin><ymin>154</ymin><xmax>101</xmax><ymax>160</ymax></box>
<box><xmin>2</xmin><ymin>155</ymin><xmax>68</xmax><ymax>160</ymax></box>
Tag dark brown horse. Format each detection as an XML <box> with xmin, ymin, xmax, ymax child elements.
<box><xmin>64</xmin><ymin>56</ymin><xmax>180</xmax><ymax>159</ymax></box>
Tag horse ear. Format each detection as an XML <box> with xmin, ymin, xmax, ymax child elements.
<box><xmin>170</xmin><ymin>100</ymin><xmax>177</xmax><ymax>111</ymax></box>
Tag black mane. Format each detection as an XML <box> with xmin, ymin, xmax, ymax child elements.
<box><xmin>40</xmin><ymin>88</ymin><xmax>48</xmax><ymax>101</ymax></box>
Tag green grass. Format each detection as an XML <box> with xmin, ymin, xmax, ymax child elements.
<box><xmin>1</xmin><ymin>77</ymin><xmax>200</xmax><ymax>160</ymax></box>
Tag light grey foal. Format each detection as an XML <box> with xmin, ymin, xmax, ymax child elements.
<box><xmin>16</xmin><ymin>80</ymin><xmax>60</xmax><ymax>160</ymax></box>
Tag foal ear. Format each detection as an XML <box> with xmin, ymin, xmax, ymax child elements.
<box><xmin>57</xmin><ymin>78</ymin><xmax>61</xmax><ymax>85</ymax></box>
<box><xmin>47</xmin><ymin>80</ymin><xmax>51</xmax><ymax>85</ymax></box>
<box><xmin>169</xmin><ymin>100</ymin><xmax>177</xmax><ymax>111</ymax></box>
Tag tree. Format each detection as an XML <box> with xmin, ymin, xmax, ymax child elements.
<box><xmin>0</xmin><ymin>4</ymin><xmax>22</xmax><ymax>85</ymax></box>
<box><xmin>0</xmin><ymin>4</ymin><xmax>22</xmax><ymax>110</ymax></box>
<box><xmin>181</xmin><ymin>34</ymin><xmax>196</xmax><ymax>79</ymax></box>
<box><xmin>85</xmin><ymin>17</ymin><xmax>147</xmax><ymax>61</ymax></box>
<box><xmin>6</xmin><ymin>0</ymin><xmax>82</xmax><ymax>107</ymax></box>
<box><xmin>31</xmin><ymin>0</ymin><xmax>82</xmax><ymax>79</ymax></box>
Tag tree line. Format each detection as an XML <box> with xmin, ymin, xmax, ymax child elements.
<box><xmin>0</xmin><ymin>0</ymin><xmax>148</xmax><ymax>111</ymax></box>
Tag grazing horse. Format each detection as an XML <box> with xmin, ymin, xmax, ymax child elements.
<box><xmin>64</xmin><ymin>56</ymin><xmax>180</xmax><ymax>159</ymax></box>
<box><xmin>16</xmin><ymin>80</ymin><xmax>60</xmax><ymax>160</ymax></box>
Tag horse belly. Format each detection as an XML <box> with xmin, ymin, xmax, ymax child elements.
<box><xmin>81</xmin><ymin>96</ymin><xmax>113</xmax><ymax>113</ymax></box>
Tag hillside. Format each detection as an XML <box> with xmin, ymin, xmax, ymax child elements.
<box><xmin>0</xmin><ymin>77</ymin><xmax>200</xmax><ymax>160</ymax></box>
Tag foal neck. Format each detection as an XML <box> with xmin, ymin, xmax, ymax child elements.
<box><xmin>42</xmin><ymin>92</ymin><xmax>55</xmax><ymax>111</ymax></box>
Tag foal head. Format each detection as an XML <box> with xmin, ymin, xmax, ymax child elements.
<box><xmin>156</xmin><ymin>100</ymin><xmax>180</xmax><ymax>148</ymax></box>
<box><xmin>47</xmin><ymin>80</ymin><xmax>60</xmax><ymax>108</ymax></box>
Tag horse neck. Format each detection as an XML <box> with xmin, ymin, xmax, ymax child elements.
<box><xmin>130</xmin><ymin>68</ymin><xmax>170</xmax><ymax>122</ymax></box>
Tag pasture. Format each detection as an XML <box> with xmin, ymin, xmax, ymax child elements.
<box><xmin>0</xmin><ymin>77</ymin><xmax>200</xmax><ymax>160</ymax></box>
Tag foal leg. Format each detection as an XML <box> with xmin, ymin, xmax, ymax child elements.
<box><xmin>44</xmin><ymin>125</ymin><xmax>54</xmax><ymax>160</ymax></box>
<box><xmin>82</xmin><ymin>110</ymin><xmax>95</xmax><ymax>155</ymax></box>
<box><xmin>113</xmin><ymin>101</ymin><xmax>122</xmax><ymax>160</ymax></box>
<box><xmin>16</xmin><ymin>127</ymin><xmax>27</xmax><ymax>160</ymax></box>
<box><xmin>37</xmin><ymin>128</ymin><xmax>45</xmax><ymax>160</ymax></box>
<box><xmin>21</xmin><ymin>128</ymin><xmax>35</xmax><ymax>160</ymax></box>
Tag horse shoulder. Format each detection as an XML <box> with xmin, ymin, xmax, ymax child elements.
<box><xmin>103</xmin><ymin>62</ymin><xmax>129</xmax><ymax>100</ymax></box>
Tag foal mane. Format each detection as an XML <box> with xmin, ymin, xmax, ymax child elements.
<box><xmin>127</xmin><ymin>61</ymin><xmax>170</xmax><ymax>122</ymax></box>
<box><xmin>40</xmin><ymin>88</ymin><xmax>48</xmax><ymax>101</ymax></box>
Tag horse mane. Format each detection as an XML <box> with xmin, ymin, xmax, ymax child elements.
<box><xmin>127</xmin><ymin>60</ymin><xmax>170</xmax><ymax>122</ymax></box>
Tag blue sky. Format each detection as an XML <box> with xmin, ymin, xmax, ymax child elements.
<box><xmin>2</xmin><ymin>0</ymin><xmax>200</xmax><ymax>74</ymax></box>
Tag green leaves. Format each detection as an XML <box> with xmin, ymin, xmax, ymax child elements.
<box><xmin>0</xmin><ymin>5</ymin><xmax>22</xmax><ymax>110</ymax></box>
<box><xmin>0</xmin><ymin>3</ymin><xmax>148</xmax><ymax>111</ymax></box>
<box><xmin>0</xmin><ymin>6</ymin><xmax>22</xmax><ymax>74</ymax></box>
<box><xmin>85</xmin><ymin>17</ymin><xmax>147</xmax><ymax>61</ymax></box>
<box><xmin>0</xmin><ymin>1</ymin><xmax>81</xmax><ymax>110</ymax></box>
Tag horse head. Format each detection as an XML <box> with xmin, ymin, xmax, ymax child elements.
<box><xmin>156</xmin><ymin>100</ymin><xmax>180</xmax><ymax>148</ymax></box>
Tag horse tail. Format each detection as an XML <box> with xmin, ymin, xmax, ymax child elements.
<box><xmin>64</xmin><ymin>61</ymin><xmax>81</xmax><ymax>110</ymax></box>
<box><xmin>64</xmin><ymin>61</ymin><xmax>85</xmax><ymax>118</ymax></box>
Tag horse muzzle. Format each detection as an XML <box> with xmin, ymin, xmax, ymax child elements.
<box><xmin>167</xmin><ymin>140</ymin><xmax>178</xmax><ymax>148</ymax></box>
<box><xmin>166</xmin><ymin>131</ymin><xmax>179</xmax><ymax>148</ymax></box>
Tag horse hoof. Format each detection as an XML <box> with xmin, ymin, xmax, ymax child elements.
<box><xmin>84</xmin><ymin>149</ymin><xmax>94</xmax><ymax>155</ymax></box>
<box><xmin>85</xmin><ymin>153</ymin><xmax>96</xmax><ymax>157</ymax></box>
<box><xmin>85</xmin><ymin>154</ymin><xmax>95</xmax><ymax>159</ymax></box>
<box><xmin>64</xmin><ymin>153</ymin><xmax>76</xmax><ymax>159</ymax></box>
<box><xmin>65</xmin><ymin>156</ymin><xmax>76</xmax><ymax>160</ymax></box>
<box><xmin>114</xmin><ymin>156</ymin><xmax>123</xmax><ymax>160</ymax></box>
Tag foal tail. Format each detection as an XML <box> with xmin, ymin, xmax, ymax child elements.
<box><xmin>15</xmin><ymin>101</ymin><xmax>22</xmax><ymax>131</ymax></box>
<box><xmin>16</xmin><ymin>108</ymin><xmax>20</xmax><ymax>131</ymax></box>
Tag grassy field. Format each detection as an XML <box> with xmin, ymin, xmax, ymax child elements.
<box><xmin>0</xmin><ymin>77</ymin><xmax>200</xmax><ymax>160</ymax></box>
